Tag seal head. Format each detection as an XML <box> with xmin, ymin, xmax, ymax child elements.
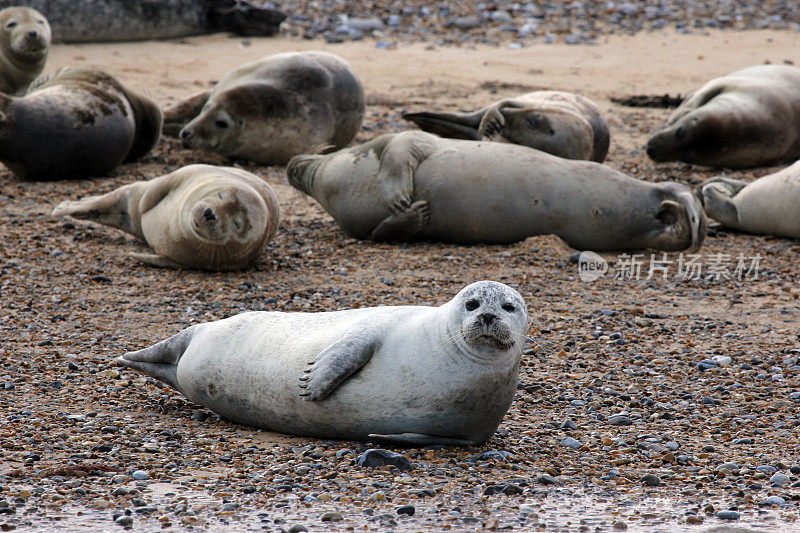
<box><xmin>0</xmin><ymin>7</ymin><xmax>51</xmax><ymax>94</ymax></box>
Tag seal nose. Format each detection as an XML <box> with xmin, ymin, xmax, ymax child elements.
<box><xmin>180</xmin><ymin>128</ymin><xmax>193</xmax><ymax>147</ymax></box>
<box><xmin>479</xmin><ymin>313</ymin><xmax>496</xmax><ymax>327</ymax></box>
<box><xmin>646</xmin><ymin>146</ymin><xmax>656</xmax><ymax>158</ymax></box>
<box><xmin>203</xmin><ymin>208</ymin><xmax>216</xmax><ymax>222</ymax></box>
<box><xmin>26</xmin><ymin>30</ymin><xmax>38</xmax><ymax>39</ymax></box>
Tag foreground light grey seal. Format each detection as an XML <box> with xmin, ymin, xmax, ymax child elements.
<box><xmin>403</xmin><ymin>91</ymin><xmax>610</xmax><ymax>162</ymax></box>
<box><xmin>0</xmin><ymin>66</ymin><xmax>162</xmax><ymax>180</ymax></box>
<box><xmin>164</xmin><ymin>51</ymin><xmax>365</xmax><ymax>165</ymax></box>
<box><xmin>52</xmin><ymin>164</ymin><xmax>280</xmax><ymax>271</ymax></box>
<box><xmin>0</xmin><ymin>6</ymin><xmax>50</xmax><ymax>95</ymax></box>
<box><xmin>697</xmin><ymin>160</ymin><xmax>800</xmax><ymax>238</ymax></box>
<box><xmin>647</xmin><ymin>65</ymin><xmax>800</xmax><ymax>168</ymax></box>
<box><xmin>287</xmin><ymin>131</ymin><xmax>706</xmax><ymax>251</ymax></box>
<box><xmin>0</xmin><ymin>0</ymin><xmax>286</xmax><ymax>43</ymax></box>
<box><xmin>118</xmin><ymin>281</ymin><xmax>528</xmax><ymax>446</ymax></box>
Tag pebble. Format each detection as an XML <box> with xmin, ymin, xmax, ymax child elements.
<box><xmin>114</xmin><ymin>515</ymin><xmax>133</xmax><ymax>526</ymax></box>
<box><xmin>715</xmin><ymin>510</ymin><xmax>740</xmax><ymax>520</ymax></box>
<box><xmin>288</xmin><ymin>525</ymin><xmax>308</xmax><ymax>533</ymax></box>
<box><xmin>641</xmin><ymin>474</ymin><xmax>661</xmax><ymax>487</ymax></box>
<box><xmin>560</xmin><ymin>437</ymin><xmax>582</xmax><ymax>450</ymax></box>
<box><xmin>131</xmin><ymin>470</ymin><xmax>149</xmax><ymax>481</ymax></box>
<box><xmin>769</xmin><ymin>472</ymin><xmax>790</xmax><ymax>486</ymax></box>
<box><xmin>397</xmin><ymin>505</ymin><xmax>415</xmax><ymax>516</ymax></box>
<box><xmin>608</xmin><ymin>414</ymin><xmax>633</xmax><ymax>426</ymax></box>
<box><xmin>356</xmin><ymin>449</ymin><xmax>413</xmax><ymax>471</ymax></box>
<box><xmin>762</xmin><ymin>495</ymin><xmax>785</xmax><ymax>506</ymax></box>
<box><xmin>320</xmin><ymin>512</ymin><xmax>343</xmax><ymax>522</ymax></box>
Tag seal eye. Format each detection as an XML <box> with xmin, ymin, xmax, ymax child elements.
<box><xmin>215</xmin><ymin>120</ymin><xmax>229</xmax><ymax>129</ymax></box>
<box><xmin>465</xmin><ymin>299</ymin><xmax>479</xmax><ymax>311</ymax></box>
<box><xmin>6</xmin><ymin>22</ymin><xmax>17</xmax><ymax>28</ymax></box>
<box><xmin>502</xmin><ymin>303</ymin><xmax>516</xmax><ymax>313</ymax></box>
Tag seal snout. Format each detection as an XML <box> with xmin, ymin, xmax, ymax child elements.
<box><xmin>203</xmin><ymin>207</ymin><xmax>216</xmax><ymax>222</ymax></box>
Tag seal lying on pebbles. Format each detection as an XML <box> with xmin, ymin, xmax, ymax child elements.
<box><xmin>0</xmin><ymin>0</ymin><xmax>286</xmax><ymax>43</ymax></box>
<box><xmin>288</xmin><ymin>131</ymin><xmax>706</xmax><ymax>251</ymax></box>
<box><xmin>118</xmin><ymin>281</ymin><xmax>527</xmax><ymax>446</ymax></box>
<box><xmin>52</xmin><ymin>164</ymin><xmax>279</xmax><ymax>271</ymax></box>
<box><xmin>164</xmin><ymin>51</ymin><xmax>365</xmax><ymax>165</ymax></box>
<box><xmin>0</xmin><ymin>67</ymin><xmax>162</xmax><ymax>181</ymax></box>
<box><xmin>647</xmin><ymin>65</ymin><xmax>800</xmax><ymax>168</ymax></box>
<box><xmin>697</xmin><ymin>160</ymin><xmax>800</xmax><ymax>238</ymax></box>
<box><xmin>403</xmin><ymin>91</ymin><xmax>610</xmax><ymax>162</ymax></box>
<box><xmin>0</xmin><ymin>6</ymin><xmax>50</xmax><ymax>95</ymax></box>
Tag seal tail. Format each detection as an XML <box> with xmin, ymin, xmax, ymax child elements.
<box><xmin>116</xmin><ymin>325</ymin><xmax>197</xmax><ymax>390</ymax></box>
<box><xmin>402</xmin><ymin>110</ymin><xmax>484</xmax><ymax>140</ymax></box>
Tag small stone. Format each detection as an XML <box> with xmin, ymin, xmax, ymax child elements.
<box><xmin>608</xmin><ymin>415</ymin><xmax>633</xmax><ymax>426</ymax></box>
<box><xmin>356</xmin><ymin>449</ymin><xmax>413</xmax><ymax>471</ymax></box>
<box><xmin>115</xmin><ymin>515</ymin><xmax>133</xmax><ymax>526</ymax></box>
<box><xmin>320</xmin><ymin>511</ymin><xmax>343</xmax><ymax>522</ymax></box>
<box><xmin>560</xmin><ymin>437</ymin><xmax>582</xmax><ymax>450</ymax></box>
<box><xmin>612</xmin><ymin>521</ymin><xmax>627</xmax><ymax>530</ymax></box>
<box><xmin>715</xmin><ymin>510</ymin><xmax>740</xmax><ymax>520</ymax></box>
<box><xmin>288</xmin><ymin>525</ymin><xmax>308</xmax><ymax>533</ymax></box>
<box><xmin>769</xmin><ymin>472</ymin><xmax>790</xmax><ymax>486</ymax></box>
<box><xmin>641</xmin><ymin>474</ymin><xmax>661</xmax><ymax>486</ymax></box>
<box><xmin>560</xmin><ymin>419</ymin><xmax>577</xmax><ymax>430</ymax></box>
<box><xmin>535</xmin><ymin>474</ymin><xmax>561</xmax><ymax>485</ymax></box>
<box><xmin>397</xmin><ymin>505</ymin><xmax>415</xmax><ymax>516</ymax></box>
<box><xmin>762</xmin><ymin>495</ymin><xmax>785</xmax><ymax>506</ymax></box>
<box><xmin>131</xmin><ymin>470</ymin><xmax>149</xmax><ymax>481</ymax></box>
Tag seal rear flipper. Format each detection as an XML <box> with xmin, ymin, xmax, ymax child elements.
<box><xmin>299</xmin><ymin>324</ymin><xmax>385</xmax><ymax>401</ymax></box>
<box><xmin>697</xmin><ymin>178</ymin><xmax>745</xmax><ymax>230</ymax></box>
<box><xmin>369</xmin><ymin>201</ymin><xmax>430</xmax><ymax>241</ymax></box>
<box><xmin>368</xmin><ymin>433</ymin><xmax>474</xmax><ymax>447</ymax></box>
<box><xmin>208</xmin><ymin>0</ymin><xmax>287</xmax><ymax>37</ymax></box>
<box><xmin>402</xmin><ymin>111</ymin><xmax>483</xmax><ymax>141</ymax></box>
<box><xmin>129</xmin><ymin>252</ymin><xmax>182</xmax><ymax>269</ymax></box>
<box><xmin>122</xmin><ymin>87</ymin><xmax>164</xmax><ymax>162</ymax></box>
<box><xmin>162</xmin><ymin>90</ymin><xmax>212</xmax><ymax>136</ymax></box>
<box><xmin>117</xmin><ymin>325</ymin><xmax>198</xmax><ymax>390</ymax></box>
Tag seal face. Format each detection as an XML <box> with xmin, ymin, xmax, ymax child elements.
<box><xmin>697</xmin><ymin>161</ymin><xmax>800</xmax><ymax>238</ymax></box>
<box><xmin>287</xmin><ymin>131</ymin><xmax>706</xmax><ymax>252</ymax></box>
<box><xmin>117</xmin><ymin>281</ymin><xmax>528</xmax><ymax>446</ymax></box>
<box><xmin>647</xmin><ymin>65</ymin><xmax>800</xmax><ymax>168</ymax></box>
<box><xmin>0</xmin><ymin>66</ymin><xmax>162</xmax><ymax>180</ymax></box>
<box><xmin>52</xmin><ymin>164</ymin><xmax>280</xmax><ymax>271</ymax></box>
<box><xmin>0</xmin><ymin>6</ymin><xmax>50</xmax><ymax>95</ymax></box>
<box><xmin>165</xmin><ymin>51</ymin><xmax>366</xmax><ymax>165</ymax></box>
<box><xmin>403</xmin><ymin>91</ymin><xmax>610</xmax><ymax>162</ymax></box>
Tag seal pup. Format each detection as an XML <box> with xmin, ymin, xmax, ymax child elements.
<box><xmin>403</xmin><ymin>91</ymin><xmax>610</xmax><ymax>162</ymax></box>
<box><xmin>0</xmin><ymin>1</ymin><xmax>286</xmax><ymax>43</ymax></box>
<box><xmin>697</xmin><ymin>160</ymin><xmax>800</xmax><ymax>238</ymax></box>
<box><xmin>0</xmin><ymin>66</ymin><xmax>162</xmax><ymax>180</ymax></box>
<box><xmin>164</xmin><ymin>51</ymin><xmax>365</xmax><ymax>165</ymax></box>
<box><xmin>53</xmin><ymin>164</ymin><xmax>280</xmax><ymax>271</ymax></box>
<box><xmin>118</xmin><ymin>281</ymin><xmax>528</xmax><ymax>446</ymax></box>
<box><xmin>287</xmin><ymin>131</ymin><xmax>706</xmax><ymax>252</ymax></box>
<box><xmin>0</xmin><ymin>6</ymin><xmax>50</xmax><ymax>95</ymax></box>
<box><xmin>647</xmin><ymin>65</ymin><xmax>800</xmax><ymax>168</ymax></box>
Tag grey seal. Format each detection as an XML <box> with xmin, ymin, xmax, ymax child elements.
<box><xmin>164</xmin><ymin>51</ymin><xmax>365</xmax><ymax>165</ymax></box>
<box><xmin>0</xmin><ymin>6</ymin><xmax>50</xmax><ymax>95</ymax></box>
<box><xmin>647</xmin><ymin>65</ymin><xmax>800</xmax><ymax>168</ymax></box>
<box><xmin>287</xmin><ymin>131</ymin><xmax>706</xmax><ymax>251</ymax></box>
<box><xmin>0</xmin><ymin>66</ymin><xmax>162</xmax><ymax>181</ymax></box>
<box><xmin>0</xmin><ymin>0</ymin><xmax>286</xmax><ymax>43</ymax></box>
<box><xmin>697</xmin><ymin>160</ymin><xmax>800</xmax><ymax>238</ymax></box>
<box><xmin>52</xmin><ymin>164</ymin><xmax>280</xmax><ymax>271</ymax></box>
<box><xmin>403</xmin><ymin>91</ymin><xmax>610</xmax><ymax>162</ymax></box>
<box><xmin>117</xmin><ymin>281</ymin><xmax>528</xmax><ymax>446</ymax></box>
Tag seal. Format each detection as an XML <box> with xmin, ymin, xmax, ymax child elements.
<box><xmin>697</xmin><ymin>160</ymin><xmax>800</xmax><ymax>238</ymax></box>
<box><xmin>0</xmin><ymin>6</ymin><xmax>50</xmax><ymax>95</ymax></box>
<box><xmin>52</xmin><ymin>164</ymin><xmax>280</xmax><ymax>271</ymax></box>
<box><xmin>164</xmin><ymin>51</ymin><xmax>365</xmax><ymax>165</ymax></box>
<box><xmin>403</xmin><ymin>91</ymin><xmax>610</xmax><ymax>162</ymax></box>
<box><xmin>647</xmin><ymin>65</ymin><xmax>800</xmax><ymax>168</ymax></box>
<box><xmin>117</xmin><ymin>280</ymin><xmax>528</xmax><ymax>446</ymax></box>
<box><xmin>0</xmin><ymin>1</ymin><xmax>286</xmax><ymax>43</ymax></box>
<box><xmin>287</xmin><ymin>131</ymin><xmax>706</xmax><ymax>252</ymax></box>
<box><xmin>0</xmin><ymin>66</ymin><xmax>162</xmax><ymax>181</ymax></box>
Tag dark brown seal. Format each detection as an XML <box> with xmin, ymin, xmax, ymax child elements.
<box><xmin>0</xmin><ymin>67</ymin><xmax>162</xmax><ymax>180</ymax></box>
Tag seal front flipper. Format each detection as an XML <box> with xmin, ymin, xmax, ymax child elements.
<box><xmin>129</xmin><ymin>252</ymin><xmax>182</xmax><ymax>269</ymax></box>
<box><xmin>162</xmin><ymin>90</ymin><xmax>212</xmax><ymax>137</ymax></box>
<box><xmin>477</xmin><ymin>99</ymin><xmax>523</xmax><ymax>140</ymax></box>
<box><xmin>117</xmin><ymin>326</ymin><xmax>198</xmax><ymax>391</ymax></box>
<box><xmin>377</xmin><ymin>132</ymin><xmax>437</xmax><ymax>215</ymax></box>
<box><xmin>369</xmin><ymin>200</ymin><xmax>430</xmax><ymax>241</ymax></box>
<box><xmin>368</xmin><ymin>433</ymin><xmax>474</xmax><ymax>447</ymax></box>
<box><xmin>299</xmin><ymin>324</ymin><xmax>384</xmax><ymax>401</ymax></box>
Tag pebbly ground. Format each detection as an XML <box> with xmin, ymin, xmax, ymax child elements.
<box><xmin>1</xmin><ymin>29</ymin><xmax>800</xmax><ymax>533</ymax></box>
